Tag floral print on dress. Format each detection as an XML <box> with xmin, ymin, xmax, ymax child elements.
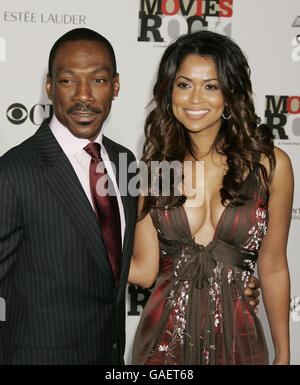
<box><xmin>227</xmin><ymin>268</ymin><xmax>233</xmax><ymax>283</ymax></box>
<box><xmin>208</xmin><ymin>263</ymin><xmax>223</xmax><ymax>331</ymax></box>
<box><xmin>155</xmin><ymin>251</ymin><xmax>190</xmax><ymax>363</ymax></box>
<box><xmin>241</xmin><ymin>269</ymin><xmax>251</xmax><ymax>288</ymax></box>
<box><xmin>243</xmin><ymin>206</ymin><xmax>268</xmax><ymax>251</ymax></box>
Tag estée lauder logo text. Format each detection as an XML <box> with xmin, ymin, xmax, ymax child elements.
<box><xmin>3</xmin><ymin>11</ymin><xmax>86</xmax><ymax>25</ymax></box>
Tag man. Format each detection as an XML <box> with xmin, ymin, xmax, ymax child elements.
<box><xmin>0</xmin><ymin>28</ymin><xmax>137</xmax><ymax>364</ymax></box>
<box><xmin>0</xmin><ymin>28</ymin><xmax>260</xmax><ymax>365</ymax></box>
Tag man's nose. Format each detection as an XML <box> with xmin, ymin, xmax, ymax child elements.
<box><xmin>73</xmin><ymin>80</ymin><xmax>95</xmax><ymax>103</ymax></box>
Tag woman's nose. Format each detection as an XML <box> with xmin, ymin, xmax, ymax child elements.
<box><xmin>189</xmin><ymin>87</ymin><xmax>204</xmax><ymax>104</ymax></box>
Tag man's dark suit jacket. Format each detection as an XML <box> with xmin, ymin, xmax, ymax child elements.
<box><xmin>0</xmin><ymin>119</ymin><xmax>137</xmax><ymax>364</ymax></box>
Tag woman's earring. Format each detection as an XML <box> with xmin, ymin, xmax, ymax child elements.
<box><xmin>222</xmin><ymin>107</ymin><xmax>232</xmax><ymax>120</ymax></box>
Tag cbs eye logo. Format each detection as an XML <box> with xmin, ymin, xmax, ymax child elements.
<box><xmin>7</xmin><ymin>103</ymin><xmax>28</xmax><ymax>125</ymax></box>
<box><xmin>6</xmin><ymin>103</ymin><xmax>53</xmax><ymax>125</ymax></box>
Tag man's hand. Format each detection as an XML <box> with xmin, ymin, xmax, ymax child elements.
<box><xmin>244</xmin><ymin>276</ymin><xmax>261</xmax><ymax>313</ymax></box>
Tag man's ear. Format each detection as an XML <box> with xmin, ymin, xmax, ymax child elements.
<box><xmin>46</xmin><ymin>74</ymin><xmax>53</xmax><ymax>100</ymax></box>
<box><xmin>113</xmin><ymin>73</ymin><xmax>120</xmax><ymax>99</ymax></box>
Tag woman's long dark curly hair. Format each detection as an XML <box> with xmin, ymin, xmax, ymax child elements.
<box><xmin>140</xmin><ymin>30</ymin><xmax>275</xmax><ymax>219</ymax></box>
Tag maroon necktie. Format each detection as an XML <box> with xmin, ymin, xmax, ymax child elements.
<box><xmin>84</xmin><ymin>142</ymin><xmax>122</xmax><ymax>287</ymax></box>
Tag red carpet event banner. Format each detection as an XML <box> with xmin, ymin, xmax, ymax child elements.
<box><xmin>0</xmin><ymin>0</ymin><xmax>299</xmax><ymax>365</ymax></box>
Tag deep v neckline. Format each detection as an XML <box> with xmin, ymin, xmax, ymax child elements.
<box><xmin>180</xmin><ymin>167</ymin><xmax>257</xmax><ymax>247</ymax></box>
<box><xmin>180</xmin><ymin>204</ymin><xmax>228</xmax><ymax>247</ymax></box>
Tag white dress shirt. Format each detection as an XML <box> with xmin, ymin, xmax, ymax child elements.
<box><xmin>49</xmin><ymin>115</ymin><xmax>126</xmax><ymax>247</ymax></box>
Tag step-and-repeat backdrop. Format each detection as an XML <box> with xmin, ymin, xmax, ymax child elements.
<box><xmin>0</xmin><ymin>0</ymin><xmax>299</xmax><ymax>364</ymax></box>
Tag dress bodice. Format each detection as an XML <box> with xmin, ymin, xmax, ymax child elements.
<box><xmin>150</xmin><ymin>166</ymin><xmax>268</xmax><ymax>253</ymax></box>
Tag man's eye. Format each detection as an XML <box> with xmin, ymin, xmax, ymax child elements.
<box><xmin>93</xmin><ymin>78</ymin><xmax>106</xmax><ymax>83</ymax></box>
<box><xmin>59</xmin><ymin>79</ymin><xmax>73</xmax><ymax>84</ymax></box>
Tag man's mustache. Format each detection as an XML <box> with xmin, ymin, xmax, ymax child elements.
<box><xmin>66</xmin><ymin>103</ymin><xmax>102</xmax><ymax>114</ymax></box>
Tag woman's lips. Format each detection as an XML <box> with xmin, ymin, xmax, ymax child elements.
<box><xmin>183</xmin><ymin>109</ymin><xmax>209</xmax><ymax>119</ymax></box>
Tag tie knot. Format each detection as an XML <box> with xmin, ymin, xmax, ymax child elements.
<box><xmin>84</xmin><ymin>142</ymin><xmax>102</xmax><ymax>161</ymax></box>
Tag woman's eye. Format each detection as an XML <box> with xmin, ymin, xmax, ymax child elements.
<box><xmin>177</xmin><ymin>82</ymin><xmax>190</xmax><ymax>89</ymax></box>
<box><xmin>206</xmin><ymin>84</ymin><xmax>218</xmax><ymax>90</ymax></box>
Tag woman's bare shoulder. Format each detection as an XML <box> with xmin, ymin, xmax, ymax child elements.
<box><xmin>260</xmin><ymin>146</ymin><xmax>292</xmax><ymax>174</ymax></box>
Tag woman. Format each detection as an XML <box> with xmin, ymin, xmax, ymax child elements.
<box><xmin>129</xmin><ymin>31</ymin><xmax>292</xmax><ymax>365</ymax></box>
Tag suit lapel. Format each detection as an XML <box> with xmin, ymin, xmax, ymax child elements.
<box><xmin>33</xmin><ymin>121</ymin><xmax>114</xmax><ymax>280</ymax></box>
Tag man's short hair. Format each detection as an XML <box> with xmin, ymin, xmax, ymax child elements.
<box><xmin>48</xmin><ymin>28</ymin><xmax>117</xmax><ymax>77</ymax></box>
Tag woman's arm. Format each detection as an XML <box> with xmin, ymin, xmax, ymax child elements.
<box><xmin>128</xmin><ymin>195</ymin><xmax>160</xmax><ymax>288</ymax></box>
<box><xmin>258</xmin><ymin>147</ymin><xmax>294</xmax><ymax>365</ymax></box>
